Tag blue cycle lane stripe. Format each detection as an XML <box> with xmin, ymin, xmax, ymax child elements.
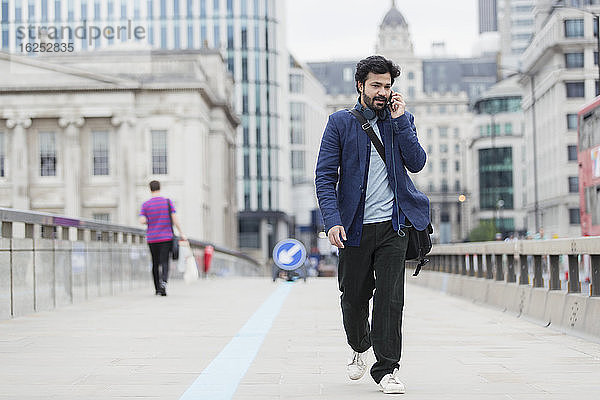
<box><xmin>178</xmin><ymin>282</ymin><xmax>293</xmax><ymax>400</ymax></box>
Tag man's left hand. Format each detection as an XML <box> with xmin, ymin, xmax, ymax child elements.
<box><xmin>390</xmin><ymin>92</ymin><xmax>406</xmax><ymax>119</ymax></box>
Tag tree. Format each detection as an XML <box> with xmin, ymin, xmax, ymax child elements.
<box><xmin>468</xmin><ymin>220</ymin><xmax>497</xmax><ymax>242</ymax></box>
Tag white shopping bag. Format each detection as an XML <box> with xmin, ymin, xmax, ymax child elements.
<box><xmin>183</xmin><ymin>255</ymin><xmax>199</xmax><ymax>283</ymax></box>
<box><xmin>177</xmin><ymin>240</ymin><xmax>192</xmax><ymax>272</ymax></box>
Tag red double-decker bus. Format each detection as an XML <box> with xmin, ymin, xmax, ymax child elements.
<box><xmin>578</xmin><ymin>97</ymin><xmax>600</xmax><ymax>236</ymax></box>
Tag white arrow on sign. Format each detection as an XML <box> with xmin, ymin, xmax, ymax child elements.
<box><xmin>278</xmin><ymin>243</ymin><xmax>302</xmax><ymax>265</ymax></box>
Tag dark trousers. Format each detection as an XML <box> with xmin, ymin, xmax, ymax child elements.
<box><xmin>148</xmin><ymin>241</ymin><xmax>171</xmax><ymax>292</ymax></box>
<box><xmin>338</xmin><ymin>220</ymin><xmax>408</xmax><ymax>383</ymax></box>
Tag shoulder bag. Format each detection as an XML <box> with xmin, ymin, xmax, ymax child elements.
<box><xmin>166</xmin><ymin>198</ymin><xmax>179</xmax><ymax>260</ymax></box>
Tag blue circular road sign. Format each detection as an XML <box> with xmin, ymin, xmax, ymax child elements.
<box><xmin>273</xmin><ymin>239</ymin><xmax>307</xmax><ymax>271</ymax></box>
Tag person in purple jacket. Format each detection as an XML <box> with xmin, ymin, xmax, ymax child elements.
<box><xmin>139</xmin><ymin>180</ymin><xmax>186</xmax><ymax>296</ymax></box>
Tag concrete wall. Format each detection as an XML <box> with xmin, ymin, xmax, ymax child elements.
<box><xmin>0</xmin><ymin>237</ymin><xmax>151</xmax><ymax>320</ymax></box>
<box><xmin>408</xmin><ymin>269</ymin><xmax>600</xmax><ymax>340</ymax></box>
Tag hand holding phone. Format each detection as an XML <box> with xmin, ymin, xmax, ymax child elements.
<box><xmin>388</xmin><ymin>90</ymin><xmax>406</xmax><ymax>119</ymax></box>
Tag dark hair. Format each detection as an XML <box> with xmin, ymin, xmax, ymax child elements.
<box><xmin>149</xmin><ymin>180</ymin><xmax>160</xmax><ymax>192</ymax></box>
<box><xmin>354</xmin><ymin>55</ymin><xmax>401</xmax><ymax>93</ymax></box>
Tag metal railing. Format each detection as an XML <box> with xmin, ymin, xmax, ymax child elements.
<box><xmin>423</xmin><ymin>237</ymin><xmax>600</xmax><ymax>296</ymax></box>
<box><xmin>0</xmin><ymin>208</ymin><xmax>262</xmax><ymax>319</ymax></box>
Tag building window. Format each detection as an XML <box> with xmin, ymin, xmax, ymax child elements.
<box><xmin>227</xmin><ymin>23</ymin><xmax>234</xmax><ymax>49</ymax></box>
<box><xmin>239</xmin><ymin>218</ymin><xmax>260</xmax><ymax>248</ymax></box>
<box><xmin>569</xmin><ymin>208</ymin><xmax>580</xmax><ymax>225</ymax></box>
<box><xmin>455</xmin><ymin>160</ymin><xmax>460</xmax><ymax>171</ymax></box>
<box><xmin>455</xmin><ymin>144</ymin><xmax>460</xmax><ymax>154</ymax></box>
<box><xmin>92</xmin><ymin>131</ymin><xmax>109</xmax><ymax>176</ymax></box>
<box><xmin>504</xmin><ymin>123</ymin><xmax>513</xmax><ymax>135</ymax></box>
<box><xmin>39</xmin><ymin>132</ymin><xmax>57</xmax><ymax>176</ymax></box>
<box><xmin>343</xmin><ymin>67</ymin><xmax>353</xmax><ymax>82</ymax></box>
<box><xmin>565</xmin><ymin>52</ymin><xmax>584</xmax><ymax>68</ymax></box>
<box><xmin>289</xmin><ymin>74</ymin><xmax>303</xmax><ymax>93</ymax></box>
<box><xmin>441</xmin><ymin>159</ymin><xmax>447</xmax><ymax>173</ymax></box>
<box><xmin>243</xmin><ymin>146</ymin><xmax>252</xmax><ymax>178</ymax></box>
<box><xmin>439</xmin><ymin>127</ymin><xmax>448</xmax><ymax>137</ymax></box>
<box><xmin>290</xmin><ymin>102</ymin><xmax>305</xmax><ymax>144</ymax></box>
<box><xmin>93</xmin><ymin>213</ymin><xmax>110</xmax><ymax>222</ymax></box>
<box><xmin>408</xmin><ymin>86</ymin><xmax>415</xmax><ymax>98</ymax></box>
<box><xmin>512</xmin><ymin>32</ymin><xmax>533</xmax><ymax>41</ymax></box>
<box><xmin>241</xmin><ymin>56</ymin><xmax>248</xmax><ymax>81</ymax></box>
<box><xmin>479</xmin><ymin>147</ymin><xmax>514</xmax><ymax>209</ymax></box>
<box><xmin>427</xmin><ymin>128</ymin><xmax>433</xmax><ymax>136</ymax></box>
<box><xmin>568</xmin><ymin>145</ymin><xmax>578</xmax><ymax>161</ymax></box>
<box><xmin>213</xmin><ymin>24</ymin><xmax>220</xmax><ymax>48</ymax></box>
<box><xmin>1</xmin><ymin>0</ymin><xmax>8</xmax><ymax>23</ymax></box>
<box><xmin>513</xmin><ymin>19</ymin><xmax>533</xmax><ymax>27</ymax></box>
<box><xmin>483</xmin><ymin>124</ymin><xmax>501</xmax><ymax>136</ymax></box>
<box><xmin>567</xmin><ymin>113</ymin><xmax>578</xmax><ymax>130</ymax></box>
<box><xmin>439</xmin><ymin>105</ymin><xmax>447</xmax><ymax>114</ymax></box>
<box><xmin>291</xmin><ymin>150</ymin><xmax>304</xmax><ymax>170</ymax></box>
<box><xmin>568</xmin><ymin>176</ymin><xmax>579</xmax><ymax>193</ymax></box>
<box><xmin>440</xmin><ymin>144</ymin><xmax>448</xmax><ymax>153</ymax></box>
<box><xmin>0</xmin><ymin>131</ymin><xmax>4</xmax><ymax>177</ymax></box>
<box><xmin>407</xmin><ymin>71</ymin><xmax>414</xmax><ymax>80</ymax></box>
<box><xmin>454</xmin><ymin>128</ymin><xmax>460</xmax><ymax>138</ymax></box>
<box><xmin>566</xmin><ymin>81</ymin><xmax>585</xmax><ymax>98</ymax></box>
<box><xmin>243</xmin><ymin>180</ymin><xmax>250</xmax><ymax>210</ymax></box>
<box><xmin>454</xmin><ymin>180</ymin><xmax>460</xmax><ymax>192</ymax></box>
<box><xmin>565</xmin><ymin>19</ymin><xmax>584</xmax><ymax>38</ymax></box>
<box><xmin>151</xmin><ymin>130</ymin><xmax>168</xmax><ymax>175</ymax></box>
<box><xmin>242</xmin><ymin>85</ymin><xmax>248</xmax><ymax>113</ymax></box>
<box><xmin>441</xmin><ymin>179</ymin><xmax>448</xmax><ymax>192</ymax></box>
<box><xmin>243</xmin><ymin>150</ymin><xmax>250</xmax><ymax>178</ymax></box>
<box><xmin>241</xmin><ymin>25</ymin><xmax>248</xmax><ymax>49</ymax></box>
<box><xmin>595</xmin><ymin>51</ymin><xmax>598</xmax><ymax>66</ymax></box>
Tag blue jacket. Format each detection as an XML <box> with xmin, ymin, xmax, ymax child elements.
<box><xmin>315</xmin><ymin>104</ymin><xmax>430</xmax><ymax>247</ymax></box>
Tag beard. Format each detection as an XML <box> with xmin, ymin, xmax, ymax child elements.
<box><xmin>363</xmin><ymin>92</ymin><xmax>388</xmax><ymax>110</ymax></box>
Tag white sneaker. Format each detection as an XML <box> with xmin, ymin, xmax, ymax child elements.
<box><xmin>379</xmin><ymin>368</ymin><xmax>406</xmax><ymax>394</ymax></box>
<box><xmin>347</xmin><ymin>349</ymin><xmax>368</xmax><ymax>380</ymax></box>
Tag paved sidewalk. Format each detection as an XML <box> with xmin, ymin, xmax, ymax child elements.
<box><xmin>1</xmin><ymin>277</ymin><xmax>599</xmax><ymax>399</ymax></box>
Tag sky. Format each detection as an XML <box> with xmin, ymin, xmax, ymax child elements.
<box><xmin>285</xmin><ymin>0</ymin><xmax>479</xmax><ymax>62</ymax></box>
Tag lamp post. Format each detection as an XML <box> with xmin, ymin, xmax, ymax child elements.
<box><xmin>529</xmin><ymin>74</ymin><xmax>541</xmax><ymax>235</ymax></box>
<box><xmin>496</xmin><ymin>199</ymin><xmax>505</xmax><ymax>237</ymax></box>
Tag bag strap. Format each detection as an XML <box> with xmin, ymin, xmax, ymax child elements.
<box><xmin>412</xmin><ymin>224</ymin><xmax>433</xmax><ymax>276</ymax></box>
<box><xmin>166</xmin><ymin>198</ymin><xmax>175</xmax><ymax>236</ymax></box>
<box><xmin>412</xmin><ymin>257</ymin><xmax>430</xmax><ymax>276</ymax></box>
<box><xmin>349</xmin><ymin>109</ymin><xmax>386</xmax><ymax>163</ymax></box>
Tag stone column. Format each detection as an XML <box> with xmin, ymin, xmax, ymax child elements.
<box><xmin>111</xmin><ymin>116</ymin><xmax>137</xmax><ymax>225</ymax></box>
<box><xmin>58</xmin><ymin>117</ymin><xmax>84</xmax><ymax>218</ymax></box>
<box><xmin>6</xmin><ymin>117</ymin><xmax>32</xmax><ymax>210</ymax></box>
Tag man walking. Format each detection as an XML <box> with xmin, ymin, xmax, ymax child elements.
<box><xmin>315</xmin><ymin>55</ymin><xmax>430</xmax><ymax>394</ymax></box>
<box><xmin>139</xmin><ymin>180</ymin><xmax>186</xmax><ymax>296</ymax></box>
